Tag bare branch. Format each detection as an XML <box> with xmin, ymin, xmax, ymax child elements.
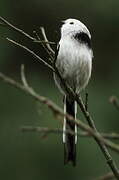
<box><xmin>6</xmin><ymin>37</ymin><xmax>54</xmax><ymax>71</ymax></box>
<box><xmin>110</xmin><ymin>96</ymin><xmax>119</xmax><ymax>111</ymax></box>
<box><xmin>85</xmin><ymin>92</ymin><xmax>88</xmax><ymax>111</ymax></box>
<box><xmin>0</xmin><ymin>71</ymin><xmax>119</xmax><ymax>153</ymax></box>
<box><xmin>33</xmin><ymin>30</ymin><xmax>54</xmax><ymax>62</ymax></box>
<box><xmin>21</xmin><ymin>126</ymin><xmax>119</xmax><ymax>140</ymax></box>
<box><xmin>95</xmin><ymin>172</ymin><xmax>114</xmax><ymax>180</ymax></box>
<box><xmin>40</xmin><ymin>27</ymin><xmax>55</xmax><ymax>55</ymax></box>
<box><xmin>21</xmin><ymin>126</ymin><xmax>74</xmax><ymax>138</ymax></box>
<box><xmin>0</xmin><ymin>16</ymin><xmax>35</xmax><ymax>41</ymax></box>
<box><xmin>0</xmin><ymin>16</ymin><xmax>119</xmax><ymax>178</ymax></box>
<box><xmin>76</xmin><ymin>131</ymin><xmax>119</xmax><ymax>140</ymax></box>
<box><xmin>0</xmin><ymin>16</ymin><xmax>55</xmax><ymax>50</ymax></box>
<box><xmin>21</xmin><ymin>64</ymin><xmax>29</xmax><ymax>87</ymax></box>
<box><xmin>75</xmin><ymin>95</ymin><xmax>119</xmax><ymax>179</ymax></box>
<box><xmin>38</xmin><ymin>24</ymin><xmax>119</xmax><ymax>179</ymax></box>
<box><xmin>100</xmin><ymin>133</ymin><xmax>119</xmax><ymax>140</ymax></box>
<box><xmin>54</xmin><ymin>53</ymin><xmax>119</xmax><ymax>178</ymax></box>
<box><xmin>0</xmin><ymin>66</ymin><xmax>119</xmax><ymax>179</ymax></box>
<box><xmin>34</xmin><ymin>40</ymin><xmax>55</xmax><ymax>45</ymax></box>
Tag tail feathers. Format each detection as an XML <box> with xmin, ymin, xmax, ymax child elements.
<box><xmin>64</xmin><ymin>136</ymin><xmax>76</xmax><ymax>166</ymax></box>
<box><xmin>63</xmin><ymin>96</ymin><xmax>77</xmax><ymax>166</ymax></box>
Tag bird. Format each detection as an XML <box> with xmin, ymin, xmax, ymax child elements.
<box><xmin>54</xmin><ymin>18</ymin><xmax>93</xmax><ymax>166</ymax></box>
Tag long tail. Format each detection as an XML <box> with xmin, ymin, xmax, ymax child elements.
<box><xmin>63</xmin><ymin>95</ymin><xmax>77</xmax><ymax>166</ymax></box>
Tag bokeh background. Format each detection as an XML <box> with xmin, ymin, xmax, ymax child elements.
<box><xmin>0</xmin><ymin>0</ymin><xmax>119</xmax><ymax>179</ymax></box>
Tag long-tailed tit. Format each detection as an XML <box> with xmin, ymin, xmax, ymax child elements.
<box><xmin>54</xmin><ymin>18</ymin><xmax>93</xmax><ymax>166</ymax></box>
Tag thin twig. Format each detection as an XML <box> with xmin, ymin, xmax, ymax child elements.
<box><xmin>34</xmin><ymin>29</ymin><xmax>54</xmax><ymax>62</ymax></box>
<box><xmin>0</xmin><ymin>16</ymin><xmax>35</xmax><ymax>41</ymax></box>
<box><xmin>6</xmin><ymin>37</ymin><xmax>54</xmax><ymax>72</ymax></box>
<box><xmin>100</xmin><ymin>133</ymin><xmax>119</xmax><ymax>140</ymax></box>
<box><xmin>21</xmin><ymin>126</ymin><xmax>74</xmax><ymax>136</ymax></box>
<box><xmin>95</xmin><ymin>172</ymin><xmax>114</xmax><ymax>180</ymax></box>
<box><xmin>77</xmin><ymin>132</ymin><xmax>119</xmax><ymax>140</ymax></box>
<box><xmin>44</xmin><ymin>28</ymin><xmax>119</xmax><ymax>178</ymax></box>
<box><xmin>21</xmin><ymin>64</ymin><xmax>29</xmax><ymax>87</ymax></box>
<box><xmin>34</xmin><ymin>40</ymin><xmax>55</xmax><ymax>45</ymax></box>
<box><xmin>1</xmin><ymin>16</ymin><xmax>119</xmax><ymax>178</ymax></box>
<box><xmin>21</xmin><ymin>126</ymin><xmax>119</xmax><ymax>140</ymax></box>
<box><xmin>40</xmin><ymin>27</ymin><xmax>55</xmax><ymax>55</ymax></box>
<box><xmin>0</xmin><ymin>16</ymin><xmax>55</xmax><ymax>48</ymax></box>
<box><xmin>75</xmin><ymin>94</ymin><xmax>119</xmax><ymax>179</ymax></box>
<box><xmin>0</xmin><ymin>71</ymin><xmax>119</xmax><ymax>153</ymax></box>
<box><xmin>33</xmin><ymin>30</ymin><xmax>40</xmax><ymax>40</ymax></box>
<box><xmin>85</xmin><ymin>92</ymin><xmax>88</xmax><ymax>111</ymax></box>
<box><xmin>53</xmin><ymin>42</ymin><xmax>119</xmax><ymax>177</ymax></box>
<box><xmin>110</xmin><ymin>96</ymin><xmax>119</xmax><ymax>111</ymax></box>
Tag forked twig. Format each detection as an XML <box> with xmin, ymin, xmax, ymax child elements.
<box><xmin>0</xmin><ymin>71</ymin><xmax>119</xmax><ymax>154</ymax></box>
<box><xmin>6</xmin><ymin>37</ymin><xmax>54</xmax><ymax>71</ymax></box>
<box><xmin>0</xmin><ymin>16</ymin><xmax>119</xmax><ymax>179</ymax></box>
<box><xmin>0</xmin><ymin>16</ymin><xmax>35</xmax><ymax>40</ymax></box>
<box><xmin>40</xmin><ymin>27</ymin><xmax>55</xmax><ymax>55</ymax></box>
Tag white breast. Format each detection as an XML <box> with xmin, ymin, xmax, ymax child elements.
<box><xmin>54</xmin><ymin>36</ymin><xmax>92</xmax><ymax>94</ymax></box>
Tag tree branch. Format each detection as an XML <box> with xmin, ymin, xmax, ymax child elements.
<box><xmin>95</xmin><ymin>172</ymin><xmax>114</xmax><ymax>180</ymax></box>
<box><xmin>85</xmin><ymin>92</ymin><xmax>88</xmax><ymax>111</ymax></box>
<box><xmin>110</xmin><ymin>96</ymin><xmax>119</xmax><ymax>111</ymax></box>
<box><xmin>6</xmin><ymin>37</ymin><xmax>54</xmax><ymax>71</ymax></box>
<box><xmin>33</xmin><ymin>30</ymin><xmax>55</xmax><ymax>62</ymax></box>
<box><xmin>0</xmin><ymin>70</ymin><xmax>119</xmax><ymax>153</ymax></box>
<box><xmin>21</xmin><ymin>126</ymin><xmax>119</xmax><ymax>140</ymax></box>
<box><xmin>75</xmin><ymin>94</ymin><xmax>119</xmax><ymax>179</ymax></box>
<box><xmin>40</xmin><ymin>27</ymin><xmax>55</xmax><ymax>55</ymax></box>
<box><xmin>0</xmin><ymin>16</ymin><xmax>119</xmax><ymax>179</ymax></box>
<box><xmin>0</xmin><ymin>16</ymin><xmax>35</xmax><ymax>41</ymax></box>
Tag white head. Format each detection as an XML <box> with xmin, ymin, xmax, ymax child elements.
<box><xmin>61</xmin><ymin>18</ymin><xmax>91</xmax><ymax>38</ymax></box>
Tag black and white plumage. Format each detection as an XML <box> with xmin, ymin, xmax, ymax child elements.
<box><xmin>54</xmin><ymin>18</ymin><xmax>93</xmax><ymax>166</ymax></box>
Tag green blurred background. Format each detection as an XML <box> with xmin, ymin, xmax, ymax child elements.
<box><xmin>0</xmin><ymin>0</ymin><xmax>119</xmax><ymax>179</ymax></box>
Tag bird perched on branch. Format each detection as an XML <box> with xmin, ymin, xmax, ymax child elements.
<box><xmin>54</xmin><ymin>18</ymin><xmax>93</xmax><ymax>166</ymax></box>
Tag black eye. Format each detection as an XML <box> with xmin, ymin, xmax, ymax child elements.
<box><xmin>70</xmin><ymin>22</ymin><xmax>74</xmax><ymax>25</ymax></box>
